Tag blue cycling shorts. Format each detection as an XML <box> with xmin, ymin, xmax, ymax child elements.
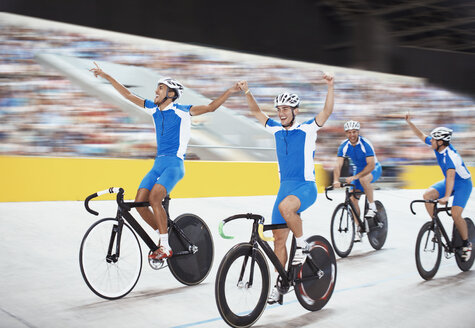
<box><xmin>353</xmin><ymin>162</ymin><xmax>382</xmax><ymax>193</ymax></box>
<box><xmin>271</xmin><ymin>180</ymin><xmax>317</xmax><ymax>224</ymax></box>
<box><xmin>431</xmin><ymin>178</ymin><xmax>473</xmax><ymax>208</ymax></box>
<box><xmin>138</xmin><ymin>156</ymin><xmax>185</xmax><ymax>194</ymax></box>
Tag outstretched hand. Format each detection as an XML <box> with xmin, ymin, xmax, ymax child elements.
<box><xmin>323</xmin><ymin>72</ymin><xmax>334</xmax><ymax>86</ymax></box>
<box><xmin>238</xmin><ymin>80</ymin><xmax>249</xmax><ymax>93</ymax></box>
<box><xmin>89</xmin><ymin>62</ymin><xmax>105</xmax><ymax>78</ymax></box>
<box><xmin>228</xmin><ymin>82</ymin><xmax>241</xmax><ymax>94</ymax></box>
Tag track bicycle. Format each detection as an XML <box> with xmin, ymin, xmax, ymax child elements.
<box><xmin>215</xmin><ymin>213</ymin><xmax>337</xmax><ymax>328</ymax></box>
<box><xmin>411</xmin><ymin>199</ymin><xmax>475</xmax><ymax>280</ymax></box>
<box><xmin>325</xmin><ymin>183</ymin><xmax>388</xmax><ymax>258</ymax></box>
<box><xmin>79</xmin><ymin>187</ymin><xmax>214</xmax><ymax>300</ymax></box>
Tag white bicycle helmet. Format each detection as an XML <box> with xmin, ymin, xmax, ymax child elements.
<box><xmin>344</xmin><ymin>120</ymin><xmax>360</xmax><ymax>131</ymax></box>
<box><xmin>274</xmin><ymin>92</ymin><xmax>300</xmax><ymax>108</ymax></box>
<box><xmin>158</xmin><ymin>77</ymin><xmax>184</xmax><ymax>100</ymax></box>
<box><xmin>430</xmin><ymin>126</ymin><xmax>452</xmax><ymax>142</ymax></box>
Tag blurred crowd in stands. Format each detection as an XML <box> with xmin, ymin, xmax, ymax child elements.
<box><xmin>1</xmin><ymin>22</ymin><xmax>474</xmax><ymax>171</ymax></box>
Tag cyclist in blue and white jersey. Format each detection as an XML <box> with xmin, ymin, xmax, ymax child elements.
<box><xmin>90</xmin><ymin>62</ymin><xmax>240</xmax><ymax>260</ymax></box>
<box><xmin>238</xmin><ymin>73</ymin><xmax>334</xmax><ymax>304</ymax></box>
<box><xmin>333</xmin><ymin>120</ymin><xmax>382</xmax><ymax>241</ymax></box>
<box><xmin>406</xmin><ymin>114</ymin><xmax>472</xmax><ymax>261</ymax></box>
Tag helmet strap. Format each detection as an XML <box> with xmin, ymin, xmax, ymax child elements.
<box><xmin>436</xmin><ymin>140</ymin><xmax>447</xmax><ymax>152</ymax></box>
<box><xmin>157</xmin><ymin>86</ymin><xmax>177</xmax><ymax>107</ymax></box>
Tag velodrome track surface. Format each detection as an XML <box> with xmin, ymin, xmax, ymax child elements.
<box><xmin>1</xmin><ymin>189</ymin><xmax>474</xmax><ymax>328</ymax></box>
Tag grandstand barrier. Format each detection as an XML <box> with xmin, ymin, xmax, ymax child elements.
<box><xmin>400</xmin><ymin>165</ymin><xmax>475</xmax><ymax>189</ymax></box>
<box><xmin>0</xmin><ymin>156</ymin><xmax>328</xmax><ymax>202</ymax></box>
<box><xmin>1</xmin><ymin>156</ymin><xmax>473</xmax><ymax>202</ymax></box>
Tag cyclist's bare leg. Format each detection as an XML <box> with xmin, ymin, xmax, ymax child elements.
<box><xmin>423</xmin><ymin>188</ymin><xmax>439</xmax><ymax>218</ymax></box>
<box><xmin>350</xmin><ymin>195</ymin><xmax>360</xmax><ymax>227</ymax></box>
<box><xmin>149</xmin><ymin>183</ymin><xmax>168</xmax><ymax>234</ymax></box>
<box><xmin>278</xmin><ymin>195</ymin><xmax>303</xmax><ymax>238</ymax></box>
<box><xmin>452</xmin><ymin>205</ymin><xmax>468</xmax><ymax>240</ymax></box>
<box><xmin>359</xmin><ymin>173</ymin><xmax>374</xmax><ymax>203</ymax></box>
<box><xmin>135</xmin><ymin>188</ymin><xmax>158</xmax><ymax>230</ymax></box>
<box><xmin>272</xmin><ymin>228</ymin><xmax>291</xmax><ymax>268</ymax></box>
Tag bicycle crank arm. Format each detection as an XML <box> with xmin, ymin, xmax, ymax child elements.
<box><xmin>294</xmin><ymin>272</ymin><xmax>325</xmax><ymax>284</ymax></box>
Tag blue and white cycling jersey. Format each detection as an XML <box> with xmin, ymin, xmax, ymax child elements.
<box><xmin>143</xmin><ymin>99</ymin><xmax>192</xmax><ymax>160</ymax></box>
<box><xmin>265</xmin><ymin>118</ymin><xmax>321</xmax><ymax>182</ymax></box>
<box><xmin>425</xmin><ymin>136</ymin><xmax>471</xmax><ymax>181</ymax></box>
<box><xmin>337</xmin><ymin>136</ymin><xmax>379</xmax><ymax>170</ymax></box>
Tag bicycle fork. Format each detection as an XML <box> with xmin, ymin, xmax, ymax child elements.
<box><xmin>237</xmin><ymin>245</ymin><xmax>259</xmax><ymax>289</ymax></box>
<box><xmin>106</xmin><ymin>213</ymin><xmax>124</xmax><ymax>263</ymax></box>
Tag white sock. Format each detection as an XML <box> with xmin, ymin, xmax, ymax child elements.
<box><xmin>160</xmin><ymin>234</ymin><xmax>169</xmax><ymax>249</ymax></box>
<box><xmin>369</xmin><ymin>203</ymin><xmax>376</xmax><ymax>211</ymax></box>
<box><xmin>296</xmin><ymin>236</ymin><xmax>306</xmax><ymax>248</ymax></box>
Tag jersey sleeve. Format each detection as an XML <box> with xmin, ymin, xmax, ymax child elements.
<box><xmin>265</xmin><ymin>118</ymin><xmax>282</xmax><ymax>134</ymax></box>
<box><xmin>361</xmin><ymin>138</ymin><xmax>375</xmax><ymax>157</ymax></box>
<box><xmin>175</xmin><ymin>103</ymin><xmax>193</xmax><ymax>114</ymax></box>
<box><xmin>299</xmin><ymin>118</ymin><xmax>321</xmax><ymax>134</ymax></box>
<box><xmin>142</xmin><ymin>99</ymin><xmax>157</xmax><ymax>116</ymax></box>
<box><xmin>444</xmin><ymin>153</ymin><xmax>456</xmax><ymax>170</ymax></box>
<box><xmin>337</xmin><ymin>141</ymin><xmax>345</xmax><ymax>157</ymax></box>
<box><xmin>425</xmin><ymin>136</ymin><xmax>432</xmax><ymax>146</ymax></box>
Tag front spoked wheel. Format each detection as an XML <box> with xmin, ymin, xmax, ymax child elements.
<box><xmin>367</xmin><ymin>201</ymin><xmax>388</xmax><ymax>250</ymax></box>
<box><xmin>215</xmin><ymin>243</ymin><xmax>269</xmax><ymax>328</ymax></box>
<box><xmin>295</xmin><ymin>235</ymin><xmax>337</xmax><ymax>311</ymax></box>
<box><xmin>330</xmin><ymin>203</ymin><xmax>355</xmax><ymax>258</ymax></box>
<box><xmin>454</xmin><ymin>218</ymin><xmax>475</xmax><ymax>271</ymax></box>
<box><xmin>79</xmin><ymin>218</ymin><xmax>142</xmax><ymax>299</ymax></box>
<box><xmin>168</xmin><ymin>214</ymin><xmax>214</xmax><ymax>285</ymax></box>
<box><xmin>415</xmin><ymin>221</ymin><xmax>442</xmax><ymax>280</ymax></box>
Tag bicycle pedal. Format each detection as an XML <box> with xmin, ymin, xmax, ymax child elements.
<box><xmin>444</xmin><ymin>250</ymin><xmax>454</xmax><ymax>260</ymax></box>
<box><xmin>148</xmin><ymin>258</ymin><xmax>167</xmax><ymax>270</ymax></box>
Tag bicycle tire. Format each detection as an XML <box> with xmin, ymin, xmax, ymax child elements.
<box><xmin>295</xmin><ymin>235</ymin><xmax>337</xmax><ymax>311</ymax></box>
<box><xmin>79</xmin><ymin>218</ymin><xmax>142</xmax><ymax>299</ymax></box>
<box><xmin>415</xmin><ymin>221</ymin><xmax>442</xmax><ymax>280</ymax></box>
<box><xmin>168</xmin><ymin>213</ymin><xmax>214</xmax><ymax>285</ymax></box>
<box><xmin>330</xmin><ymin>203</ymin><xmax>355</xmax><ymax>258</ymax></box>
<box><xmin>367</xmin><ymin>200</ymin><xmax>388</xmax><ymax>250</ymax></box>
<box><xmin>454</xmin><ymin>218</ymin><xmax>475</xmax><ymax>271</ymax></box>
<box><xmin>215</xmin><ymin>243</ymin><xmax>269</xmax><ymax>328</ymax></box>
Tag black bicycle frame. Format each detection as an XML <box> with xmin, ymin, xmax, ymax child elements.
<box><xmin>431</xmin><ymin>209</ymin><xmax>454</xmax><ymax>253</ymax></box>
<box><xmin>326</xmin><ymin>184</ymin><xmax>367</xmax><ymax>228</ymax></box>
<box><xmin>246</xmin><ymin>220</ymin><xmax>322</xmax><ymax>289</ymax></box>
<box><xmin>87</xmin><ymin>190</ymin><xmax>197</xmax><ymax>257</ymax></box>
<box><xmin>411</xmin><ymin>200</ymin><xmax>454</xmax><ymax>253</ymax></box>
<box><xmin>343</xmin><ymin>188</ymin><xmax>366</xmax><ymax>228</ymax></box>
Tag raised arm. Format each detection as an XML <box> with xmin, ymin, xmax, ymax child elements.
<box><xmin>190</xmin><ymin>83</ymin><xmax>241</xmax><ymax>116</ymax></box>
<box><xmin>405</xmin><ymin>113</ymin><xmax>427</xmax><ymax>143</ymax></box>
<box><xmin>238</xmin><ymin>81</ymin><xmax>269</xmax><ymax>126</ymax></box>
<box><xmin>315</xmin><ymin>73</ymin><xmax>334</xmax><ymax>127</ymax></box>
<box><xmin>90</xmin><ymin>62</ymin><xmax>144</xmax><ymax>107</ymax></box>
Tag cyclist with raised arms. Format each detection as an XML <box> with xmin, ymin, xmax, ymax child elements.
<box><xmin>238</xmin><ymin>73</ymin><xmax>334</xmax><ymax>305</ymax></box>
<box><xmin>90</xmin><ymin>62</ymin><xmax>240</xmax><ymax>260</ymax></box>
<box><xmin>405</xmin><ymin>114</ymin><xmax>472</xmax><ymax>261</ymax></box>
<box><xmin>332</xmin><ymin>120</ymin><xmax>382</xmax><ymax>241</ymax></box>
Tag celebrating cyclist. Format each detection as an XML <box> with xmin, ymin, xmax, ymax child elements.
<box><xmin>332</xmin><ymin>120</ymin><xmax>382</xmax><ymax>241</ymax></box>
<box><xmin>405</xmin><ymin>114</ymin><xmax>472</xmax><ymax>261</ymax></box>
<box><xmin>90</xmin><ymin>62</ymin><xmax>240</xmax><ymax>260</ymax></box>
<box><xmin>238</xmin><ymin>73</ymin><xmax>334</xmax><ymax>304</ymax></box>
